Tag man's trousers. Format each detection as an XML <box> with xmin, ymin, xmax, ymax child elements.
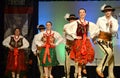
<box><xmin>97</xmin><ymin>39</ymin><xmax>115</xmax><ymax>78</ymax></box>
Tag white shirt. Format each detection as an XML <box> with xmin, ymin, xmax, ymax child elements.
<box><xmin>63</xmin><ymin>23</ymin><xmax>74</xmax><ymax>44</ymax></box>
<box><xmin>96</xmin><ymin>16</ymin><xmax>119</xmax><ymax>34</ymax></box>
<box><xmin>31</xmin><ymin>34</ymin><xmax>40</xmax><ymax>54</ymax></box>
<box><xmin>2</xmin><ymin>35</ymin><xmax>29</xmax><ymax>49</ymax></box>
<box><xmin>65</xmin><ymin>20</ymin><xmax>100</xmax><ymax>39</ymax></box>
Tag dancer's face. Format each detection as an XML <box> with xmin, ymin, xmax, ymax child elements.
<box><xmin>104</xmin><ymin>10</ymin><xmax>112</xmax><ymax>17</ymax></box>
<box><xmin>46</xmin><ymin>22</ymin><xmax>52</xmax><ymax>30</ymax></box>
<box><xmin>14</xmin><ymin>29</ymin><xmax>20</xmax><ymax>36</ymax></box>
<box><xmin>79</xmin><ymin>9</ymin><xmax>86</xmax><ymax>19</ymax></box>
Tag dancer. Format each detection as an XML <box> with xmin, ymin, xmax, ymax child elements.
<box><xmin>63</xmin><ymin>13</ymin><xmax>79</xmax><ymax>78</ymax></box>
<box><xmin>3</xmin><ymin>28</ymin><xmax>29</xmax><ymax>78</ymax></box>
<box><xmin>31</xmin><ymin>25</ymin><xmax>46</xmax><ymax>78</ymax></box>
<box><xmin>34</xmin><ymin>21</ymin><xmax>63</xmax><ymax>78</ymax></box>
<box><xmin>65</xmin><ymin>8</ymin><xmax>99</xmax><ymax>78</ymax></box>
<box><xmin>95</xmin><ymin>5</ymin><xmax>119</xmax><ymax>78</ymax></box>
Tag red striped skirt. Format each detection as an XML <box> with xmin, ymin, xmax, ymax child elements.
<box><xmin>70</xmin><ymin>39</ymin><xmax>95</xmax><ymax>65</ymax></box>
<box><xmin>6</xmin><ymin>49</ymin><xmax>27</xmax><ymax>73</ymax></box>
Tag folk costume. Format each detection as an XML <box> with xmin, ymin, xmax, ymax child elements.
<box><xmin>65</xmin><ymin>19</ymin><xmax>99</xmax><ymax>77</ymax></box>
<box><xmin>3</xmin><ymin>35</ymin><xmax>29</xmax><ymax>77</ymax></box>
<box><xmin>31</xmin><ymin>25</ymin><xmax>45</xmax><ymax>78</ymax></box>
<box><xmin>35</xmin><ymin>30</ymin><xmax>63</xmax><ymax>66</ymax></box>
<box><xmin>66</xmin><ymin>20</ymin><xmax>96</xmax><ymax>65</ymax></box>
<box><xmin>96</xmin><ymin>5</ymin><xmax>119</xmax><ymax>78</ymax></box>
<box><xmin>63</xmin><ymin>14</ymin><xmax>78</xmax><ymax>78</ymax></box>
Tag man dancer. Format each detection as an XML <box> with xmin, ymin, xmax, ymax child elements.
<box><xmin>32</xmin><ymin>25</ymin><xmax>45</xmax><ymax>78</ymax></box>
<box><xmin>63</xmin><ymin>14</ymin><xmax>78</xmax><ymax>78</ymax></box>
<box><xmin>95</xmin><ymin>5</ymin><xmax>119</xmax><ymax>78</ymax></box>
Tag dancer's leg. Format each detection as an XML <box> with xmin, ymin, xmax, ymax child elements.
<box><xmin>108</xmin><ymin>55</ymin><xmax>115</xmax><ymax>78</ymax></box>
<box><xmin>97</xmin><ymin>41</ymin><xmax>113</xmax><ymax>77</ymax></box>
<box><xmin>44</xmin><ymin>67</ymin><xmax>48</xmax><ymax>78</ymax></box>
<box><xmin>12</xmin><ymin>72</ymin><xmax>15</xmax><ymax>78</ymax></box>
<box><xmin>74</xmin><ymin>62</ymin><xmax>78</xmax><ymax>78</ymax></box>
<box><xmin>78</xmin><ymin>64</ymin><xmax>82</xmax><ymax>78</ymax></box>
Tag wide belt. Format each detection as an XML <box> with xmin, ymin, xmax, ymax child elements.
<box><xmin>98</xmin><ymin>31</ymin><xmax>112</xmax><ymax>41</ymax></box>
<box><xmin>66</xmin><ymin>39</ymin><xmax>74</xmax><ymax>47</ymax></box>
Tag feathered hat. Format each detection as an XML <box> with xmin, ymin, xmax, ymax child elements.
<box><xmin>101</xmin><ymin>4</ymin><xmax>115</xmax><ymax>12</ymax></box>
<box><xmin>64</xmin><ymin>13</ymin><xmax>78</xmax><ymax>21</ymax></box>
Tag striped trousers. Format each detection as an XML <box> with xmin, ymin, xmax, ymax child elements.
<box><xmin>65</xmin><ymin>46</ymin><xmax>78</xmax><ymax>78</ymax></box>
<box><xmin>96</xmin><ymin>39</ymin><xmax>115</xmax><ymax>78</ymax></box>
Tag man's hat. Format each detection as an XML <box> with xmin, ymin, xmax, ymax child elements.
<box><xmin>37</xmin><ymin>24</ymin><xmax>45</xmax><ymax>30</ymax></box>
<box><xmin>66</xmin><ymin>14</ymin><xmax>79</xmax><ymax>21</ymax></box>
<box><xmin>101</xmin><ymin>5</ymin><xmax>115</xmax><ymax>12</ymax></box>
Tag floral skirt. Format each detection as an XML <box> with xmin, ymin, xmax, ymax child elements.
<box><xmin>6</xmin><ymin>49</ymin><xmax>27</xmax><ymax>73</ymax></box>
<box><xmin>39</xmin><ymin>48</ymin><xmax>59</xmax><ymax>66</ymax></box>
<box><xmin>70</xmin><ymin>39</ymin><xmax>95</xmax><ymax>65</ymax></box>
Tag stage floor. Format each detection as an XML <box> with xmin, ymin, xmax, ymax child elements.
<box><xmin>2</xmin><ymin>66</ymin><xmax>120</xmax><ymax>78</ymax></box>
<box><xmin>51</xmin><ymin>66</ymin><xmax>120</xmax><ymax>78</ymax></box>
<box><xmin>26</xmin><ymin>65</ymin><xmax>120</xmax><ymax>78</ymax></box>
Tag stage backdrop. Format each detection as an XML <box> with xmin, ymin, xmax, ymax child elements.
<box><xmin>38</xmin><ymin>1</ymin><xmax>120</xmax><ymax>66</ymax></box>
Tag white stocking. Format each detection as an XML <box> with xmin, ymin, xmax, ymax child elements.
<box><xmin>44</xmin><ymin>67</ymin><xmax>48</xmax><ymax>78</ymax></box>
<box><xmin>78</xmin><ymin>65</ymin><xmax>82</xmax><ymax>78</ymax></box>
<box><xmin>74</xmin><ymin>62</ymin><xmax>78</xmax><ymax>78</ymax></box>
<box><xmin>16</xmin><ymin>74</ymin><xmax>20</xmax><ymax>78</ymax></box>
<box><xmin>12</xmin><ymin>72</ymin><xmax>15</xmax><ymax>78</ymax></box>
<box><xmin>48</xmin><ymin>66</ymin><xmax>53</xmax><ymax>78</ymax></box>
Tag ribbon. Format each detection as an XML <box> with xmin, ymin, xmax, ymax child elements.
<box><xmin>81</xmin><ymin>29</ymin><xmax>87</xmax><ymax>56</ymax></box>
<box><xmin>43</xmin><ymin>44</ymin><xmax>51</xmax><ymax>64</ymax></box>
<box><xmin>14</xmin><ymin>48</ymin><xmax>18</xmax><ymax>69</ymax></box>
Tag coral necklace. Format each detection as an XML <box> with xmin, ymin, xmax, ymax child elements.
<box><xmin>80</xmin><ymin>19</ymin><xmax>86</xmax><ymax>26</ymax></box>
<box><xmin>14</xmin><ymin>35</ymin><xmax>20</xmax><ymax>42</ymax></box>
<box><xmin>46</xmin><ymin>30</ymin><xmax>51</xmax><ymax>36</ymax></box>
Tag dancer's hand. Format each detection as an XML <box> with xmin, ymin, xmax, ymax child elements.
<box><xmin>92</xmin><ymin>38</ymin><xmax>97</xmax><ymax>44</ymax></box>
<box><xmin>76</xmin><ymin>36</ymin><xmax>82</xmax><ymax>39</ymax></box>
<box><xmin>93</xmin><ymin>40</ymin><xmax>97</xmax><ymax>44</ymax></box>
<box><xmin>9</xmin><ymin>46</ymin><xmax>14</xmax><ymax>51</ymax></box>
<box><xmin>109</xmin><ymin>21</ymin><xmax>112</xmax><ymax>28</ymax></box>
<box><xmin>50</xmin><ymin>43</ymin><xmax>56</xmax><ymax>47</ymax></box>
<box><xmin>33</xmin><ymin>52</ymin><xmax>37</xmax><ymax>56</ymax></box>
<box><xmin>87</xmin><ymin>37</ymin><xmax>90</xmax><ymax>39</ymax></box>
<box><xmin>41</xmin><ymin>43</ymin><xmax>46</xmax><ymax>47</ymax></box>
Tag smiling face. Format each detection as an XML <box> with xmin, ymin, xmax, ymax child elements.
<box><xmin>14</xmin><ymin>28</ymin><xmax>20</xmax><ymax>36</ymax></box>
<box><xmin>46</xmin><ymin>21</ymin><xmax>52</xmax><ymax>30</ymax></box>
<box><xmin>78</xmin><ymin>8</ymin><xmax>86</xmax><ymax>19</ymax></box>
<box><xmin>104</xmin><ymin>10</ymin><xmax>112</xmax><ymax>18</ymax></box>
